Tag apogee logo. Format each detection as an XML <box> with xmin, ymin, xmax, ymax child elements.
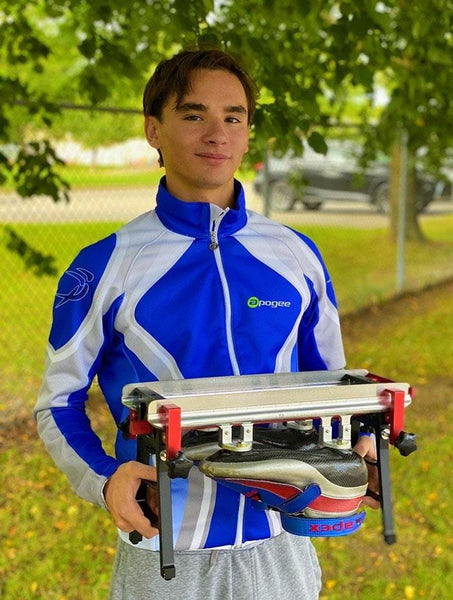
<box><xmin>247</xmin><ymin>296</ymin><xmax>291</xmax><ymax>309</ymax></box>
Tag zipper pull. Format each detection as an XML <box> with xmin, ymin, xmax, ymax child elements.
<box><xmin>209</xmin><ymin>232</ymin><xmax>219</xmax><ymax>250</ymax></box>
<box><xmin>209</xmin><ymin>218</ymin><xmax>220</xmax><ymax>250</ymax></box>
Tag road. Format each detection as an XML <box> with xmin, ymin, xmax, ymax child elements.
<box><xmin>0</xmin><ymin>183</ymin><xmax>451</xmax><ymax>227</ymax></box>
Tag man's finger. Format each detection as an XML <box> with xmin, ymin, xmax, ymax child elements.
<box><xmin>128</xmin><ymin>502</ymin><xmax>159</xmax><ymax>538</ymax></box>
<box><xmin>131</xmin><ymin>462</ymin><xmax>158</xmax><ymax>483</ymax></box>
<box><xmin>147</xmin><ymin>483</ymin><xmax>160</xmax><ymax>517</ymax></box>
<box><xmin>353</xmin><ymin>435</ymin><xmax>377</xmax><ymax>459</ymax></box>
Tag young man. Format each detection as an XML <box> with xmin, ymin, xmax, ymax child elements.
<box><xmin>35</xmin><ymin>49</ymin><xmax>376</xmax><ymax>599</ymax></box>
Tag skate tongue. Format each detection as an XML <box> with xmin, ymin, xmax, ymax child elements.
<box><xmin>282</xmin><ymin>512</ymin><xmax>366</xmax><ymax>537</ymax></box>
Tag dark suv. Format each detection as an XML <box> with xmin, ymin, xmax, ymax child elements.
<box><xmin>253</xmin><ymin>142</ymin><xmax>442</xmax><ymax>214</ymax></box>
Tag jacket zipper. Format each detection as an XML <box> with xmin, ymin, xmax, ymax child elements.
<box><xmin>209</xmin><ymin>216</ymin><xmax>222</xmax><ymax>250</ymax></box>
<box><xmin>208</xmin><ymin>209</ymin><xmax>240</xmax><ymax>375</ymax></box>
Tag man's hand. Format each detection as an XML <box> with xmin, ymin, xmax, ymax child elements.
<box><xmin>104</xmin><ymin>461</ymin><xmax>159</xmax><ymax>539</ymax></box>
<box><xmin>354</xmin><ymin>435</ymin><xmax>380</xmax><ymax>509</ymax></box>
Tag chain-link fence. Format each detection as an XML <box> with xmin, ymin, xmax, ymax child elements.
<box><xmin>0</xmin><ymin>139</ymin><xmax>158</xmax><ymax>406</ymax></box>
<box><xmin>1</xmin><ymin>122</ymin><xmax>452</xmax><ymax>414</ymax></box>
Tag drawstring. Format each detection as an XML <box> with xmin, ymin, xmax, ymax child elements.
<box><xmin>208</xmin><ymin>550</ymin><xmax>219</xmax><ymax>571</ymax></box>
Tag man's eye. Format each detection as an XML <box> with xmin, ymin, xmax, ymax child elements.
<box><xmin>184</xmin><ymin>115</ymin><xmax>202</xmax><ymax>121</ymax></box>
<box><xmin>226</xmin><ymin>117</ymin><xmax>241</xmax><ymax>123</ymax></box>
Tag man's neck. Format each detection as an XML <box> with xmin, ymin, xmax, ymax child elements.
<box><xmin>164</xmin><ymin>178</ymin><xmax>236</xmax><ymax>210</ymax></box>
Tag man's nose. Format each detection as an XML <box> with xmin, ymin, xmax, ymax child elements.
<box><xmin>202</xmin><ymin>119</ymin><xmax>227</xmax><ymax>144</ymax></box>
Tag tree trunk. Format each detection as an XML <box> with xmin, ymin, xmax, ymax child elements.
<box><xmin>90</xmin><ymin>147</ymin><xmax>99</xmax><ymax>170</ymax></box>
<box><xmin>389</xmin><ymin>141</ymin><xmax>425</xmax><ymax>243</ymax></box>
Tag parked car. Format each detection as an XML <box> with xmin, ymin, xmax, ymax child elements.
<box><xmin>253</xmin><ymin>141</ymin><xmax>443</xmax><ymax>214</ymax></box>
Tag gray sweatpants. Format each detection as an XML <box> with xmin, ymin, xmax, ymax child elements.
<box><xmin>109</xmin><ymin>533</ymin><xmax>322</xmax><ymax>600</ymax></box>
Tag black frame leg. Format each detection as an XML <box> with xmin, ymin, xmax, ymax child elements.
<box><xmin>154</xmin><ymin>430</ymin><xmax>176</xmax><ymax>580</ymax></box>
<box><xmin>374</xmin><ymin>420</ymin><xmax>396</xmax><ymax>544</ymax></box>
<box><xmin>128</xmin><ymin>430</ymin><xmax>176</xmax><ymax>579</ymax></box>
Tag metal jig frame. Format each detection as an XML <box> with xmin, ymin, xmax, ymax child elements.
<box><xmin>121</xmin><ymin>369</ymin><xmax>416</xmax><ymax>580</ymax></box>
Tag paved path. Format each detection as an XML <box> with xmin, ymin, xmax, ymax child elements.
<box><xmin>0</xmin><ymin>183</ymin><xmax>450</xmax><ymax>227</ymax></box>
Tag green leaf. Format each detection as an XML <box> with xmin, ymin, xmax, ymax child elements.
<box><xmin>78</xmin><ymin>37</ymin><xmax>97</xmax><ymax>59</ymax></box>
<box><xmin>307</xmin><ymin>131</ymin><xmax>328</xmax><ymax>155</ymax></box>
<box><xmin>4</xmin><ymin>226</ymin><xmax>58</xmax><ymax>277</ymax></box>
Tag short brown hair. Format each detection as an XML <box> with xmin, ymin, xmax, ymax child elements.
<box><xmin>143</xmin><ymin>48</ymin><xmax>257</xmax><ymax>124</ymax></box>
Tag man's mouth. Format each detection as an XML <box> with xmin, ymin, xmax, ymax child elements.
<box><xmin>196</xmin><ymin>152</ymin><xmax>230</xmax><ymax>163</ymax></box>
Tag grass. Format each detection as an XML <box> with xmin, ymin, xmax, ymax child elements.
<box><xmin>0</xmin><ymin>164</ymin><xmax>162</xmax><ymax>191</ymax></box>
<box><xmin>1</xmin><ymin>163</ymin><xmax>255</xmax><ymax>191</ymax></box>
<box><xmin>315</xmin><ymin>281</ymin><xmax>453</xmax><ymax>600</ymax></box>
<box><xmin>56</xmin><ymin>164</ymin><xmax>163</xmax><ymax>188</ymax></box>
<box><xmin>1</xmin><ymin>210</ymin><xmax>453</xmax><ymax>599</ymax></box>
<box><xmin>299</xmin><ymin>212</ymin><xmax>453</xmax><ymax>315</ymax></box>
<box><xmin>0</xmin><ymin>223</ymin><xmax>124</xmax><ymax>401</ymax></box>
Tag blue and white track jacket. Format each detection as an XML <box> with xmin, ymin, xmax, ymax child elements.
<box><xmin>35</xmin><ymin>178</ymin><xmax>345</xmax><ymax>551</ymax></box>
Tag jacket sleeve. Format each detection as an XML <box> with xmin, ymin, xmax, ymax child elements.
<box><xmin>34</xmin><ymin>234</ymin><xmax>122</xmax><ymax>508</ymax></box>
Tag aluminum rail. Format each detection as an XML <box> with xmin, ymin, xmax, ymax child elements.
<box><xmin>122</xmin><ymin>369</ymin><xmax>412</xmax><ymax>430</ymax></box>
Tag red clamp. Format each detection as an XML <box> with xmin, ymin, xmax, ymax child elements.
<box><xmin>157</xmin><ymin>403</ymin><xmax>182</xmax><ymax>460</ymax></box>
<box><xmin>128</xmin><ymin>408</ymin><xmax>153</xmax><ymax>438</ymax></box>
<box><xmin>384</xmin><ymin>388</ymin><xmax>406</xmax><ymax>445</ymax></box>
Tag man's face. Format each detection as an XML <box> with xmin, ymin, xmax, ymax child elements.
<box><xmin>145</xmin><ymin>68</ymin><xmax>250</xmax><ymax>208</ymax></box>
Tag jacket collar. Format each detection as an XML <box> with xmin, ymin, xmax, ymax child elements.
<box><xmin>155</xmin><ymin>177</ymin><xmax>248</xmax><ymax>239</ymax></box>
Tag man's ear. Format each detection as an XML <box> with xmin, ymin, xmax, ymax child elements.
<box><xmin>144</xmin><ymin>116</ymin><xmax>161</xmax><ymax>149</ymax></box>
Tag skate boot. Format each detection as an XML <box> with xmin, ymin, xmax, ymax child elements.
<box><xmin>197</xmin><ymin>425</ymin><xmax>368</xmax><ymax>538</ymax></box>
<box><xmin>182</xmin><ymin>429</ymin><xmax>232</xmax><ymax>461</ymax></box>
<box><xmin>182</xmin><ymin>424</ymin><xmax>319</xmax><ymax>461</ymax></box>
